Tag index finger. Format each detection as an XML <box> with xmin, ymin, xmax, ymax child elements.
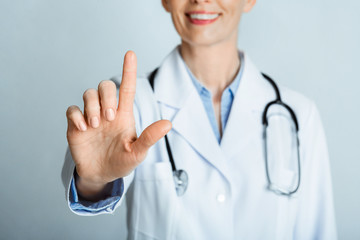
<box><xmin>118</xmin><ymin>51</ymin><xmax>137</xmax><ymax>114</ymax></box>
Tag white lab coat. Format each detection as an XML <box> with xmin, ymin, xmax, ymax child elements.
<box><xmin>62</xmin><ymin>47</ymin><xmax>337</xmax><ymax>240</ymax></box>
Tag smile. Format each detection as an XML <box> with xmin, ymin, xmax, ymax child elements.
<box><xmin>186</xmin><ymin>11</ymin><xmax>221</xmax><ymax>25</ymax></box>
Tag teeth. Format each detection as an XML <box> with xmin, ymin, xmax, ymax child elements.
<box><xmin>189</xmin><ymin>14</ymin><xmax>219</xmax><ymax>20</ymax></box>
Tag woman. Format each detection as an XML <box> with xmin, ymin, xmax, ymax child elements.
<box><xmin>63</xmin><ymin>0</ymin><xmax>337</xmax><ymax>239</ymax></box>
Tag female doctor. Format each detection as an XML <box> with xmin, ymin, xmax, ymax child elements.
<box><xmin>62</xmin><ymin>0</ymin><xmax>337</xmax><ymax>239</ymax></box>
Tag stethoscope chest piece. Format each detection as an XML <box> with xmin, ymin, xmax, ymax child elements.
<box><xmin>143</xmin><ymin>68</ymin><xmax>301</xmax><ymax>197</ymax></box>
<box><xmin>173</xmin><ymin>169</ymin><xmax>188</xmax><ymax>196</ymax></box>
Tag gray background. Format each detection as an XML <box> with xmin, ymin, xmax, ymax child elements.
<box><xmin>0</xmin><ymin>0</ymin><xmax>359</xmax><ymax>239</ymax></box>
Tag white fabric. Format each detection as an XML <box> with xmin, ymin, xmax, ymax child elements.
<box><xmin>62</xmin><ymin>47</ymin><xmax>337</xmax><ymax>240</ymax></box>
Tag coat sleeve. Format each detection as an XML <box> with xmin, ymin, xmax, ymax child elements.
<box><xmin>61</xmin><ymin>98</ymin><xmax>141</xmax><ymax>216</ymax></box>
<box><xmin>293</xmin><ymin>102</ymin><xmax>337</xmax><ymax>239</ymax></box>
<box><xmin>61</xmin><ymin>148</ymin><xmax>134</xmax><ymax>216</ymax></box>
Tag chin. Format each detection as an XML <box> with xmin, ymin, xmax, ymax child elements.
<box><xmin>179</xmin><ymin>27</ymin><xmax>237</xmax><ymax>48</ymax></box>
<box><xmin>182</xmin><ymin>35</ymin><xmax>227</xmax><ymax>48</ymax></box>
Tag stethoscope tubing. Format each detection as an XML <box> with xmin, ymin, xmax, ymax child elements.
<box><xmin>113</xmin><ymin>68</ymin><xmax>301</xmax><ymax>197</ymax></box>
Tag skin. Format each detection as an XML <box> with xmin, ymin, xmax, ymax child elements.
<box><xmin>162</xmin><ymin>0</ymin><xmax>256</xmax><ymax>136</ymax></box>
<box><xmin>66</xmin><ymin>0</ymin><xmax>256</xmax><ymax>200</ymax></box>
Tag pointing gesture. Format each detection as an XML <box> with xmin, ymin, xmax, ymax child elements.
<box><xmin>66</xmin><ymin>51</ymin><xmax>172</xmax><ymax>199</ymax></box>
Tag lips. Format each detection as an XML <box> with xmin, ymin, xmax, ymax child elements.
<box><xmin>185</xmin><ymin>11</ymin><xmax>221</xmax><ymax>25</ymax></box>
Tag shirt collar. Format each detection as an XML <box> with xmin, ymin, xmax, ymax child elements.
<box><xmin>182</xmin><ymin>50</ymin><xmax>245</xmax><ymax>97</ymax></box>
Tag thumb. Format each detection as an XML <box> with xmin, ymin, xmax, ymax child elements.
<box><xmin>131</xmin><ymin>120</ymin><xmax>172</xmax><ymax>157</ymax></box>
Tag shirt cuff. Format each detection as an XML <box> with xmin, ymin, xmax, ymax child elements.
<box><xmin>69</xmin><ymin>175</ymin><xmax>124</xmax><ymax>214</ymax></box>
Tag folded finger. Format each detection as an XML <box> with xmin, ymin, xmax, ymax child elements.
<box><xmin>66</xmin><ymin>105</ymin><xmax>87</xmax><ymax>132</ymax></box>
<box><xmin>83</xmin><ymin>88</ymin><xmax>101</xmax><ymax>129</ymax></box>
<box><xmin>98</xmin><ymin>80</ymin><xmax>117</xmax><ymax>121</ymax></box>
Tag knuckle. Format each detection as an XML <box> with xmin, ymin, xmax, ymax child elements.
<box><xmin>85</xmin><ymin>104</ymin><xmax>100</xmax><ymax>114</ymax></box>
<box><xmin>83</xmin><ymin>88</ymin><xmax>97</xmax><ymax>100</ymax></box>
<box><xmin>101</xmin><ymin>97</ymin><xmax>117</xmax><ymax>108</ymax></box>
<box><xmin>143</xmin><ymin>130</ymin><xmax>155</xmax><ymax>147</ymax></box>
<box><xmin>66</xmin><ymin>105</ymin><xmax>79</xmax><ymax>118</ymax></box>
<box><xmin>98</xmin><ymin>80</ymin><xmax>115</xmax><ymax>90</ymax></box>
<box><xmin>122</xmin><ymin>71</ymin><xmax>137</xmax><ymax>80</ymax></box>
<box><xmin>120</xmin><ymin>86</ymin><xmax>135</xmax><ymax>94</ymax></box>
<box><xmin>123</xmin><ymin>68</ymin><xmax>136</xmax><ymax>74</ymax></box>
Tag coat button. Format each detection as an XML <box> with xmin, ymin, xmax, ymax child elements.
<box><xmin>217</xmin><ymin>194</ymin><xmax>226</xmax><ymax>203</ymax></box>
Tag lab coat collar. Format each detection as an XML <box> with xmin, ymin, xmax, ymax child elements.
<box><xmin>154</xmin><ymin>47</ymin><xmax>227</xmax><ymax>177</ymax></box>
<box><xmin>153</xmin><ymin>46</ymin><xmax>276</xmax><ymax>178</ymax></box>
<box><xmin>153</xmin><ymin>46</ymin><xmax>194</xmax><ymax>109</ymax></box>
<box><xmin>220</xmin><ymin>53</ymin><xmax>276</xmax><ymax>157</ymax></box>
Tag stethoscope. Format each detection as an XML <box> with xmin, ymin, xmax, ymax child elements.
<box><xmin>114</xmin><ymin>68</ymin><xmax>301</xmax><ymax>197</ymax></box>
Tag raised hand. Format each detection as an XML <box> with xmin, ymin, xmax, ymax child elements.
<box><xmin>66</xmin><ymin>51</ymin><xmax>171</xmax><ymax>199</ymax></box>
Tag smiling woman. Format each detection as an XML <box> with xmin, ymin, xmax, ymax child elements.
<box><xmin>186</xmin><ymin>12</ymin><xmax>220</xmax><ymax>25</ymax></box>
<box><xmin>62</xmin><ymin>0</ymin><xmax>337</xmax><ymax>239</ymax></box>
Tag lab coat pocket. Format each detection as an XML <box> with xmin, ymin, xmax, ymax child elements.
<box><xmin>136</xmin><ymin>161</ymin><xmax>173</xmax><ymax>181</ymax></box>
<box><xmin>131</xmin><ymin>162</ymin><xmax>178</xmax><ymax>240</ymax></box>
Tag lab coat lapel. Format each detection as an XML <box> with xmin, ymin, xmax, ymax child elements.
<box><xmin>170</xmin><ymin>90</ymin><xmax>226</xmax><ymax>169</ymax></box>
<box><xmin>220</xmin><ymin>54</ymin><xmax>277</xmax><ymax>158</ymax></box>
<box><xmin>154</xmin><ymin>47</ymin><xmax>227</xmax><ymax>175</ymax></box>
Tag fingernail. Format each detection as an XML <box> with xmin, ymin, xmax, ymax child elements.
<box><xmin>79</xmin><ymin>121</ymin><xmax>87</xmax><ymax>131</ymax></box>
<box><xmin>106</xmin><ymin>109</ymin><xmax>115</xmax><ymax>121</ymax></box>
<box><xmin>91</xmin><ymin>117</ymin><xmax>99</xmax><ymax>128</ymax></box>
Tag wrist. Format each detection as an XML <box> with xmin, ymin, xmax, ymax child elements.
<box><xmin>74</xmin><ymin>170</ymin><xmax>111</xmax><ymax>201</ymax></box>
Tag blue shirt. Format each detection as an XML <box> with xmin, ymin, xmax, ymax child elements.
<box><xmin>69</xmin><ymin>52</ymin><xmax>244</xmax><ymax>212</ymax></box>
<box><xmin>185</xmin><ymin>52</ymin><xmax>244</xmax><ymax>143</ymax></box>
